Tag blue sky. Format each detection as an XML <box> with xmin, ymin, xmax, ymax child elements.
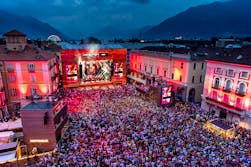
<box><xmin>0</xmin><ymin>0</ymin><xmax>226</xmax><ymax>37</ymax></box>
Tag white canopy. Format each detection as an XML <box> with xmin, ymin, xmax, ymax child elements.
<box><xmin>0</xmin><ymin>150</ymin><xmax>16</xmax><ymax>163</ymax></box>
<box><xmin>0</xmin><ymin>131</ymin><xmax>14</xmax><ymax>138</ymax></box>
<box><xmin>0</xmin><ymin>119</ymin><xmax>22</xmax><ymax>131</ymax></box>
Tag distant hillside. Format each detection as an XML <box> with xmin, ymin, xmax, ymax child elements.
<box><xmin>0</xmin><ymin>10</ymin><xmax>69</xmax><ymax>40</ymax></box>
<box><xmin>143</xmin><ymin>0</ymin><xmax>251</xmax><ymax>39</ymax></box>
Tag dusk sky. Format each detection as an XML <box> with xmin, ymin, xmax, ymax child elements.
<box><xmin>0</xmin><ymin>0</ymin><xmax>226</xmax><ymax>37</ymax></box>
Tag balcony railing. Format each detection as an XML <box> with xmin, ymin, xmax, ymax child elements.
<box><xmin>28</xmin><ymin>68</ymin><xmax>35</xmax><ymax>72</ymax></box>
<box><xmin>7</xmin><ymin>68</ymin><xmax>14</xmax><ymax>72</ymax></box>
<box><xmin>235</xmin><ymin>90</ymin><xmax>246</xmax><ymax>96</ymax></box>
<box><xmin>223</xmin><ymin>87</ymin><xmax>232</xmax><ymax>93</ymax></box>
<box><xmin>211</xmin><ymin>85</ymin><xmax>220</xmax><ymax>89</ymax></box>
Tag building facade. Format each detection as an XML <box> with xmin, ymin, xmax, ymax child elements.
<box><xmin>201</xmin><ymin>53</ymin><xmax>251</xmax><ymax>129</ymax></box>
<box><xmin>0</xmin><ymin>30</ymin><xmax>59</xmax><ymax>110</ymax></box>
<box><xmin>128</xmin><ymin>50</ymin><xmax>206</xmax><ymax>102</ymax></box>
<box><xmin>20</xmin><ymin>100</ymin><xmax>68</xmax><ymax>153</ymax></box>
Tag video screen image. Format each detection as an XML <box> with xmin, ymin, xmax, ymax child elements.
<box><xmin>114</xmin><ymin>62</ymin><xmax>123</xmax><ymax>78</ymax></box>
<box><xmin>81</xmin><ymin>60</ymin><xmax>113</xmax><ymax>82</ymax></box>
<box><xmin>161</xmin><ymin>86</ymin><xmax>172</xmax><ymax>105</ymax></box>
<box><xmin>66</xmin><ymin>64</ymin><xmax>78</xmax><ymax>82</ymax></box>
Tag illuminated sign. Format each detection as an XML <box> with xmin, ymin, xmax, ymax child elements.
<box><xmin>99</xmin><ymin>53</ymin><xmax>108</xmax><ymax>57</ymax></box>
<box><xmin>30</xmin><ymin>139</ymin><xmax>49</xmax><ymax>143</ymax></box>
<box><xmin>82</xmin><ymin>53</ymin><xmax>108</xmax><ymax>57</ymax></box>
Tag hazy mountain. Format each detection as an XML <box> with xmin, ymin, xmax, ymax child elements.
<box><xmin>0</xmin><ymin>10</ymin><xmax>69</xmax><ymax>40</ymax></box>
<box><xmin>143</xmin><ymin>0</ymin><xmax>251</xmax><ymax>39</ymax></box>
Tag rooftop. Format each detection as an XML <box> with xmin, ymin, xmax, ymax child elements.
<box><xmin>4</xmin><ymin>29</ymin><xmax>26</xmax><ymax>37</ymax></box>
<box><xmin>21</xmin><ymin>101</ymin><xmax>59</xmax><ymax>111</ymax></box>
<box><xmin>206</xmin><ymin>46</ymin><xmax>251</xmax><ymax>66</ymax></box>
<box><xmin>59</xmin><ymin>42</ymin><xmax>124</xmax><ymax>50</ymax></box>
<box><xmin>210</xmin><ymin>119</ymin><xmax>233</xmax><ymax>131</ymax></box>
<box><xmin>0</xmin><ymin>44</ymin><xmax>56</xmax><ymax>61</ymax></box>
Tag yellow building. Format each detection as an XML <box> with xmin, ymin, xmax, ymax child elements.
<box><xmin>128</xmin><ymin>49</ymin><xmax>206</xmax><ymax>102</ymax></box>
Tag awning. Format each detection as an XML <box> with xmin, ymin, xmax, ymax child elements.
<box><xmin>127</xmin><ymin>75</ymin><xmax>146</xmax><ymax>84</ymax></box>
<box><xmin>0</xmin><ymin>150</ymin><xmax>16</xmax><ymax>163</ymax></box>
<box><xmin>0</xmin><ymin>131</ymin><xmax>14</xmax><ymax>138</ymax></box>
<box><xmin>0</xmin><ymin>142</ymin><xmax>17</xmax><ymax>151</ymax></box>
<box><xmin>0</xmin><ymin>119</ymin><xmax>22</xmax><ymax>132</ymax></box>
<box><xmin>204</xmin><ymin>119</ymin><xmax>235</xmax><ymax>138</ymax></box>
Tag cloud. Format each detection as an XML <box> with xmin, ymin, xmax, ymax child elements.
<box><xmin>0</xmin><ymin>0</ymin><xmax>225</xmax><ymax>38</ymax></box>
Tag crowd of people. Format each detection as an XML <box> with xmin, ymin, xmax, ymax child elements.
<box><xmin>34</xmin><ymin>84</ymin><xmax>250</xmax><ymax>166</ymax></box>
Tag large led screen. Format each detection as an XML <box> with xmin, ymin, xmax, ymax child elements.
<box><xmin>81</xmin><ymin>60</ymin><xmax>113</xmax><ymax>82</ymax></box>
<box><xmin>66</xmin><ymin>64</ymin><xmax>78</xmax><ymax>82</ymax></box>
<box><xmin>161</xmin><ymin>86</ymin><xmax>172</xmax><ymax>105</ymax></box>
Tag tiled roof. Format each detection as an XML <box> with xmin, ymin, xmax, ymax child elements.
<box><xmin>206</xmin><ymin>46</ymin><xmax>251</xmax><ymax>66</ymax></box>
<box><xmin>4</xmin><ymin>29</ymin><xmax>26</xmax><ymax>37</ymax></box>
<box><xmin>59</xmin><ymin>42</ymin><xmax>124</xmax><ymax>50</ymax></box>
<box><xmin>0</xmin><ymin>44</ymin><xmax>56</xmax><ymax>61</ymax></box>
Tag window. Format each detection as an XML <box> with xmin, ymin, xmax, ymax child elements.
<box><xmin>139</xmin><ymin>64</ymin><xmax>142</xmax><ymax>70</ymax></box>
<box><xmin>224</xmin><ymin>80</ymin><xmax>232</xmax><ymax>91</ymax></box>
<box><xmin>157</xmin><ymin>68</ymin><xmax>159</xmax><ymax>75</ymax></box>
<box><xmin>28</xmin><ymin>64</ymin><xmax>35</xmax><ymax>72</ymax></box>
<box><xmin>237</xmin><ymin>83</ymin><xmax>246</xmax><ymax>95</ymax></box>
<box><xmin>192</xmin><ymin>76</ymin><xmax>195</xmax><ymax>83</ymax></box>
<box><xmin>164</xmin><ymin>70</ymin><xmax>167</xmax><ymax>77</ymax></box>
<box><xmin>31</xmin><ymin>88</ymin><xmax>38</xmax><ymax>95</ymax></box>
<box><xmin>240</xmin><ymin>71</ymin><xmax>249</xmax><ymax>79</ymax></box>
<box><xmin>171</xmin><ymin>73</ymin><xmax>174</xmax><ymax>79</ymax></box>
<box><xmin>214</xmin><ymin>78</ymin><xmax>220</xmax><ymax>88</ymax></box>
<box><xmin>144</xmin><ymin>65</ymin><xmax>147</xmax><ymax>72</ymax></box>
<box><xmin>30</xmin><ymin>74</ymin><xmax>36</xmax><ymax>82</ymax></box>
<box><xmin>193</xmin><ymin>63</ymin><xmax>196</xmax><ymax>70</ymax></box>
<box><xmin>201</xmin><ymin>63</ymin><xmax>204</xmax><ymax>70</ymax></box>
<box><xmin>11</xmin><ymin>88</ymin><xmax>18</xmax><ymax>96</ymax></box>
<box><xmin>9</xmin><ymin>74</ymin><xmax>15</xmax><ymax>82</ymax></box>
<box><xmin>227</xmin><ymin>69</ymin><xmax>234</xmax><ymax>77</ymax></box>
<box><xmin>134</xmin><ymin>64</ymin><xmax>137</xmax><ymax>69</ymax></box>
<box><xmin>215</xmin><ymin>68</ymin><xmax>222</xmax><ymax>74</ymax></box>
<box><xmin>181</xmin><ymin>63</ymin><xmax>183</xmax><ymax>69</ymax></box>
<box><xmin>200</xmin><ymin>75</ymin><xmax>203</xmax><ymax>83</ymax></box>
<box><xmin>7</xmin><ymin>64</ymin><xmax>14</xmax><ymax>72</ymax></box>
<box><xmin>180</xmin><ymin>75</ymin><xmax>182</xmax><ymax>82</ymax></box>
<box><xmin>150</xmin><ymin>66</ymin><xmax>153</xmax><ymax>73</ymax></box>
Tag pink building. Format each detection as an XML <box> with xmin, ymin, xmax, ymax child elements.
<box><xmin>201</xmin><ymin>47</ymin><xmax>251</xmax><ymax>129</ymax></box>
<box><xmin>0</xmin><ymin>30</ymin><xmax>59</xmax><ymax>111</ymax></box>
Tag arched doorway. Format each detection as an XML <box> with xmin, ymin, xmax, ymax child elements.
<box><xmin>188</xmin><ymin>88</ymin><xmax>195</xmax><ymax>102</ymax></box>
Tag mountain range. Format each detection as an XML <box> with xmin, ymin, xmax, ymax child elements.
<box><xmin>0</xmin><ymin>10</ymin><xmax>69</xmax><ymax>40</ymax></box>
<box><xmin>143</xmin><ymin>0</ymin><xmax>251</xmax><ymax>39</ymax></box>
<box><xmin>1</xmin><ymin>0</ymin><xmax>251</xmax><ymax>40</ymax></box>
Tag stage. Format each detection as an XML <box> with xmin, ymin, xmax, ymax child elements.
<box><xmin>61</xmin><ymin>46</ymin><xmax>127</xmax><ymax>88</ymax></box>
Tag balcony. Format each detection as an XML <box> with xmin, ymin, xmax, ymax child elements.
<box><xmin>211</xmin><ymin>85</ymin><xmax>220</xmax><ymax>89</ymax></box>
<box><xmin>235</xmin><ymin>90</ymin><xmax>246</xmax><ymax>97</ymax></box>
<box><xmin>223</xmin><ymin>87</ymin><xmax>232</xmax><ymax>93</ymax></box>
<box><xmin>28</xmin><ymin>68</ymin><xmax>35</xmax><ymax>72</ymax></box>
<box><xmin>7</xmin><ymin>68</ymin><xmax>14</xmax><ymax>72</ymax></box>
<box><xmin>205</xmin><ymin>96</ymin><xmax>244</xmax><ymax>115</ymax></box>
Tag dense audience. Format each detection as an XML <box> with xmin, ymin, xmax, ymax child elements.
<box><xmin>34</xmin><ymin>84</ymin><xmax>250</xmax><ymax>166</ymax></box>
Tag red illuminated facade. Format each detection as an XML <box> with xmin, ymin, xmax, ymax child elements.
<box><xmin>201</xmin><ymin>50</ymin><xmax>251</xmax><ymax>129</ymax></box>
<box><xmin>0</xmin><ymin>30</ymin><xmax>59</xmax><ymax>109</ymax></box>
<box><xmin>60</xmin><ymin>45</ymin><xmax>127</xmax><ymax>87</ymax></box>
